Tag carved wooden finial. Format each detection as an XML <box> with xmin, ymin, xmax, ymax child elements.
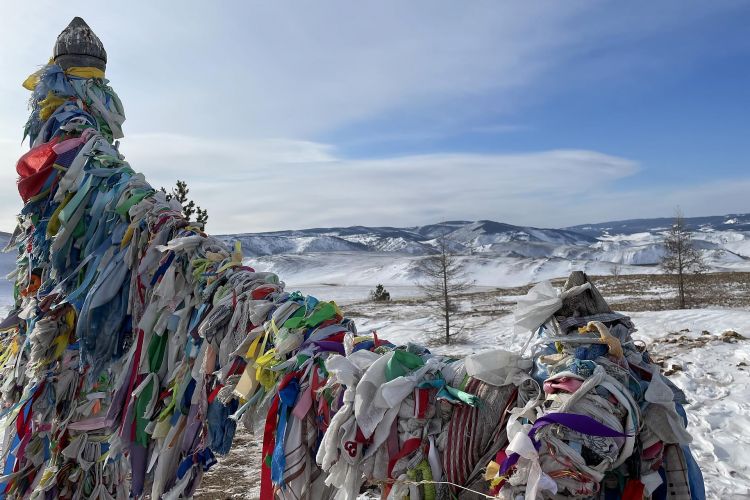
<box><xmin>53</xmin><ymin>17</ymin><xmax>107</xmax><ymax>72</ymax></box>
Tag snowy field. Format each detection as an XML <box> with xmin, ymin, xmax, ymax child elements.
<box><xmin>0</xmin><ymin>260</ymin><xmax>748</xmax><ymax>497</ymax></box>
<box><xmin>197</xmin><ymin>276</ymin><xmax>750</xmax><ymax>498</ymax></box>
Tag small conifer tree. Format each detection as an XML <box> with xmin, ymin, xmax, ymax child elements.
<box><xmin>160</xmin><ymin>180</ymin><xmax>209</xmax><ymax>225</ymax></box>
<box><xmin>370</xmin><ymin>284</ymin><xmax>391</xmax><ymax>302</ymax></box>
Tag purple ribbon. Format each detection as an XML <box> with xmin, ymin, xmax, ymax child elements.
<box><xmin>312</xmin><ymin>340</ymin><xmax>345</xmax><ymax>355</ymax></box>
<box><xmin>499</xmin><ymin>412</ymin><xmax>632</xmax><ymax>474</ymax></box>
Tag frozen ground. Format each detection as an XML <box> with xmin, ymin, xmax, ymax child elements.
<box><xmin>201</xmin><ymin>278</ymin><xmax>750</xmax><ymax>499</ymax></box>
<box><xmin>0</xmin><ymin>270</ymin><xmax>748</xmax><ymax>498</ymax></box>
<box><xmin>252</xmin><ymin>251</ymin><xmax>662</xmax><ymax>289</ymax></box>
<box><xmin>195</xmin><ymin>278</ymin><xmax>750</xmax><ymax>498</ymax></box>
<box><xmin>629</xmin><ymin>310</ymin><xmax>750</xmax><ymax>497</ymax></box>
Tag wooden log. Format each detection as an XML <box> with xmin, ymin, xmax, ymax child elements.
<box><xmin>556</xmin><ymin>270</ymin><xmax>612</xmax><ymax>317</ymax></box>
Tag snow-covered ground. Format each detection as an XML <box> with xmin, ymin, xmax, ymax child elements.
<box><xmin>241</xmin><ymin>226</ymin><xmax>750</xmax><ymax>290</ymax></box>
<box><xmin>628</xmin><ymin>310</ymin><xmax>750</xmax><ymax>497</ymax></box>
<box><xmin>254</xmin><ymin>251</ymin><xmax>659</xmax><ymax>288</ymax></box>
<box><xmin>1</xmin><ymin>263</ymin><xmax>747</xmax><ymax>496</ymax></box>
<box><xmin>264</xmin><ymin>283</ymin><xmax>750</xmax><ymax>497</ymax></box>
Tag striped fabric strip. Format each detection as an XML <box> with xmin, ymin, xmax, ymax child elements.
<box><xmin>664</xmin><ymin>444</ymin><xmax>692</xmax><ymax>499</ymax></box>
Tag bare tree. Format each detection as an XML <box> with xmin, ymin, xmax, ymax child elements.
<box><xmin>661</xmin><ymin>208</ymin><xmax>707</xmax><ymax>309</ymax></box>
<box><xmin>610</xmin><ymin>262</ymin><xmax>621</xmax><ymax>279</ymax></box>
<box><xmin>416</xmin><ymin>235</ymin><xmax>474</xmax><ymax>344</ymax></box>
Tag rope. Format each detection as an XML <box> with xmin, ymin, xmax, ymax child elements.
<box><xmin>372</xmin><ymin>478</ymin><xmax>498</xmax><ymax>499</ymax></box>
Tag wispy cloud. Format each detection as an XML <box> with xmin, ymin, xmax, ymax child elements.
<box><xmin>119</xmin><ymin>134</ymin><xmax>750</xmax><ymax>233</ymax></box>
<box><xmin>471</xmin><ymin>124</ymin><xmax>529</xmax><ymax>135</ymax></box>
<box><xmin>1</xmin><ymin>2</ymin><xmax>748</xmax><ymax>234</ymax></box>
<box><xmin>2</xmin><ymin>133</ymin><xmax>748</xmax><ymax>234</ymax></box>
<box><xmin>2</xmin><ymin>2</ymin><xmax>743</xmax><ymax>139</ymax></box>
<box><xmin>120</xmin><ymin>134</ymin><xmax>640</xmax><ymax>233</ymax></box>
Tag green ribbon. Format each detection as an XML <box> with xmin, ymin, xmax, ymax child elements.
<box><xmin>115</xmin><ymin>188</ymin><xmax>154</xmax><ymax>216</ymax></box>
<box><xmin>283</xmin><ymin>302</ymin><xmax>337</xmax><ymax>330</ymax></box>
<box><xmin>385</xmin><ymin>350</ymin><xmax>425</xmax><ymax>381</ymax></box>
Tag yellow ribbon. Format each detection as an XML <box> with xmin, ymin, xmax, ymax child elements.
<box><xmin>46</xmin><ymin>309</ymin><xmax>76</xmax><ymax>364</ymax></box>
<box><xmin>245</xmin><ymin>334</ymin><xmax>263</xmax><ymax>359</ymax></box>
<box><xmin>64</xmin><ymin>66</ymin><xmax>105</xmax><ymax>79</ymax></box>
<box><xmin>120</xmin><ymin>224</ymin><xmax>135</xmax><ymax>249</ymax></box>
<box><xmin>578</xmin><ymin>321</ymin><xmax>624</xmax><ymax>358</ymax></box>
<box><xmin>0</xmin><ymin>338</ymin><xmax>19</xmax><ymax>365</ymax></box>
<box><xmin>254</xmin><ymin>348</ymin><xmax>280</xmax><ymax>390</ymax></box>
<box><xmin>216</xmin><ymin>241</ymin><xmax>244</xmax><ymax>274</ymax></box>
<box><xmin>252</xmin><ymin>324</ymin><xmax>281</xmax><ymax>390</ymax></box>
<box><xmin>47</xmin><ymin>192</ymin><xmax>74</xmax><ymax>237</ymax></box>
<box><xmin>21</xmin><ymin>60</ymin><xmax>52</xmax><ymax>91</ymax></box>
<box><xmin>38</xmin><ymin>91</ymin><xmax>67</xmax><ymax>121</ymax></box>
<box><xmin>484</xmin><ymin>460</ymin><xmax>501</xmax><ymax>481</ymax></box>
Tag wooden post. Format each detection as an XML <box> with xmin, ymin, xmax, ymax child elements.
<box><xmin>557</xmin><ymin>270</ymin><xmax>612</xmax><ymax>317</ymax></box>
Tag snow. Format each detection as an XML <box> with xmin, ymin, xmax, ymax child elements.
<box><xmin>355</xmin><ymin>303</ymin><xmax>750</xmax><ymax>496</ymax></box>
<box><xmin>218</xmin><ymin>220</ymin><xmax>750</xmax><ymax>276</ymax></box>
<box><xmin>251</xmin><ymin>252</ymin><xmax>658</xmax><ymax>289</ymax></box>
<box><xmin>1</xmin><ymin>238</ymin><xmax>747</xmax><ymax>495</ymax></box>
<box><xmin>215</xmin><ymin>220</ymin><xmax>750</xmax><ymax>289</ymax></box>
<box><xmin>626</xmin><ymin>309</ymin><xmax>750</xmax><ymax>496</ymax></box>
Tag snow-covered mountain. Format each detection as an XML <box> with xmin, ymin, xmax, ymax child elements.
<box><xmin>217</xmin><ymin>214</ymin><xmax>750</xmax><ymax>287</ymax></box>
<box><xmin>2</xmin><ymin>214</ymin><xmax>748</xmax><ymax>290</ymax></box>
<box><xmin>219</xmin><ymin>215</ymin><xmax>750</xmax><ymax>264</ymax></box>
<box><xmin>566</xmin><ymin>212</ymin><xmax>750</xmax><ymax>237</ymax></box>
<box><xmin>219</xmin><ymin>220</ymin><xmax>595</xmax><ymax>257</ymax></box>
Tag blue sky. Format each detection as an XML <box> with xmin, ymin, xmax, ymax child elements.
<box><xmin>1</xmin><ymin>1</ymin><xmax>749</xmax><ymax>233</ymax></box>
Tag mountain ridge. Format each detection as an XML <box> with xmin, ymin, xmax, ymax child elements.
<box><xmin>217</xmin><ymin>213</ymin><xmax>750</xmax><ymax>265</ymax></box>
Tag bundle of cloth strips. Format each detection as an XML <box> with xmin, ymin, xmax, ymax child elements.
<box><xmin>0</xmin><ymin>18</ymin><xmax>705</xmax><ymax>500</ymax></box>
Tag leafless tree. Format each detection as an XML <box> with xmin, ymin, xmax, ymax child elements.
<box><xmin>610</xmin><ymin>262</ymin><xmax>621</xmax><ymax>279</ymax></box>
<box><xmin>416</xmin><ymin>235</ymin><xmax>474</xmax><ymax>344</ymax></box>
<box><xmin>661</xmin><ymin>208</ymin><xmax>707</xmax><ymax>309</ymax></box>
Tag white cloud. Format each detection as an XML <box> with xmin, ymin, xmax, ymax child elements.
<box><xmin>120</xmin><ymin>134</ymin><xmax>750</xmax><ymax>233</ymax></box>
<box><xmin>0</xmin><ymin>3</ymin><xmax>747</xmax><ymax>234</ymax></box>
<box><xmin>2</xmin><ymin>133</ymin><xmax>748</xmax><ymax>235</ymax></box>
<box><xmin>121</xmin><ymin>134</ymin><xmax>640</xmax><ymax>233</ymax></box>
<box><xmin>1</xmin><ymin>2</ymin><xmax>743</xmax><ymax>139</ymax></box>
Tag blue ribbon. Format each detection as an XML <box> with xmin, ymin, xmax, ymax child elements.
<box><xmin>271</xmin><ymin>378</ymin><xmax>300</xmax><ymax>486</ymax></box>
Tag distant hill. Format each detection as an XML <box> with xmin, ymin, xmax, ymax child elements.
<box><xmin>214</xmin><ymin>215</ymin><xmax>750</xmax><ymax>286</ymax></box>
<box><xmin>219</xmin><ymin>220</ymin><xmax>596</xmax><ymax>257</ymax></box>
<box><xmin>3</xmin><ymin>214</ymin><xmax>750</xmax><ymax>290</ymax></box>
<box><xmin>566</xmin><ymin>213</ymin><xmax>750</xmax><ymax>237</ymax></box>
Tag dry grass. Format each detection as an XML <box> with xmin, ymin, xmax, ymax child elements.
<box><xmin>348</xmin><ymin>272</ymin><xmax>750</xmax><ymax>317</ymax></box>
<box><xmin>195</xmin><ymin>429</ymin><xmax>261</xmax><ymax>499</ymax></box>
<box><xmin>196</xmin><ymin>271</ymin><xmax>750</xmax><ymax>496</ymax></box>
<box><xmin>589</xmin><ymin>271</ymin><xmax>750</xmax><ymax>311</ymax></box>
